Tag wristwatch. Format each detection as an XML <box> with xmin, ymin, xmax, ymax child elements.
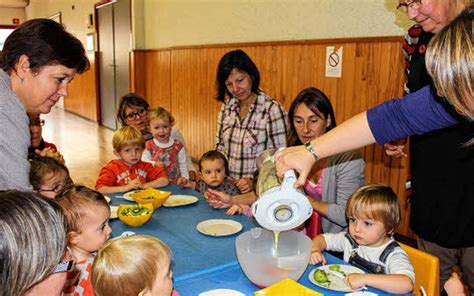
<box><xmin>305</xmin><ymin>142</ymin><xmax>319</xmax><ymax>161</ymax></box>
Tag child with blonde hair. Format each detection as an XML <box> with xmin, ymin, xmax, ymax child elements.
<box><xmin>95</xmin><ymin>126</ymin><xmax>169</xmax><ymax>194</ymax></box>
<box><xmin>57</xmin><ymin>185</ymin><xmax>112</xmax><ymax>296</ymax></box>
<box><xmin>142</xmin><ymin>107</ymin><xmax>191</xmax><ymax>186</ymax></box>
<box><xmin>29</xmin><ymin>155</ymin><xmax>73</xmax><ymax>199</ymax></box>
<box><xmin>92</xmin><ymin>234</ymin><xmax>179</xmax><ymax>296</ymax></box>
<box><xmin>310</xmin><ymin>184</ymin><xmax>415</xmax><ymax>294</ymax></box>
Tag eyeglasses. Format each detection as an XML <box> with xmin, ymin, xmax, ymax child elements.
<box><xmin>124</xmin><ymin>108</ymin><xmax>147</xmax><ymax>121</ymax></box>
<box><xmin>39</xmin><ymin>179</ymin><xmax>73</xmax><ymax>194</ymax></box>
<box><xmin>397</xmin><ymin>0</ymin><xmax>422</xmax><ymax>12</ymax></box>
<box><xmin>29</xmin><ymin>119</ymin><xmax>45</xmax><ymax>127</ymax></box>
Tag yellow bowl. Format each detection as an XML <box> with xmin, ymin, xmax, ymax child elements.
<box><xmin>254</xmin><ymin>278</ymin><xmax>322</xmax><ymax>296</ymax></box>
<box><xmin>117</xmin><ymin>203</ymin><xmax>154</xmax><ymax>227</ymax></box>
<box><xmin>131</xmin><ymin>188</ymin><xmax>171</xmax><ymax>209</ymax></box>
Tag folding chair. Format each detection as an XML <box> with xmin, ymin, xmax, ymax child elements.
<box><xmin>399</xmin><ymin>242</ymin><xmax>440</xmax><ymax>296</ymax></box>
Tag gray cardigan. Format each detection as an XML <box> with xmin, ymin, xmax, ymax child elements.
<box><xmin>0</xmin><ymin>69</ymin><xmax>32</xmax><ymax>191</ymax></box>
<box><xmin>317</xmin><ymin>150</ymin><xmax>365</xmax><ymax>233</ymax></box>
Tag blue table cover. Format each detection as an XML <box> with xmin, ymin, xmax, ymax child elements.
<box><xmin>109</xmin><ymin>185</ymin><xmax>411</xmax><ymax>295</ymax></box>
<box><xmin>108</xmin><ymin>184</ymin><xmax>257</xmax><ymax>277</ymax></box>
<box><xmin>174</xmin><ymin>256</ymin><xmax>403</xmax><ymax>296</ymax></box>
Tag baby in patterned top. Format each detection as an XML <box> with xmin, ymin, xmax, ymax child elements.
<box><xmin>195</xmin><ymin>150</ymin><xmax>240</xmax><ymax>197</ymax></box>
<box><xmin>57</xmin><ymin>185</ymin><xmax>112</xmax><ymax>296</ymax></box>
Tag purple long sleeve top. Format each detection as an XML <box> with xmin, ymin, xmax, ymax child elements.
<box><xmin>366</xmin><ymin>85</ymin><xmax>459</xmax><ymax>144</ymax></box>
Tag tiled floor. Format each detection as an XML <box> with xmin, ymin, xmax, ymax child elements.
<box><xmin>42</xmin><ymin>107</ymin><xmax>115</xmax><ymax>188</ymax></box>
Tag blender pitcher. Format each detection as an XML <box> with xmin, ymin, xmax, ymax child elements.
<box><xmin>252</xmin><ymin>149</ymin><xmax>313</xmax><ymax>231</ymax></box>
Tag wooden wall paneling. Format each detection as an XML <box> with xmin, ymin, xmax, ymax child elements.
<box><xmin>255</xmin><ymin>45</ymin><xmax>283</xmax><ymax>103</ymax></box>
<box><xmin>170</xmin><ymin>48</ymin><xmax>225</xmax><ymax>159</ymax></box>
<box><xmin>339</xmin><ymin>43</ymin><xmax>356</xmax><ymax>123</ymax></box>
<box><xmin>130</xmin><ymin>50</ymin><xmax>148</xmax><ymax>97</ymax></box>
<box><xmin>65</xmin><ymin>52</ymin><xmax>99</xmax><ymax>122</ymax></box>
<box><xmin>129</xmin><ymin>51</ymin><xmax>138</xmax><ymax>94</ymax></box>
<box><xmin>369</xmin><ymin>43</ymin><xmax>385</xmax><ymax>184</ymax></box>
<box><xmin>354</xmin><ymin>42</ymin><xmax>374</xmax><ymax>183</ymax></box>
<box><xmin>145</xmin><ymin>50</ymin><xmax>171</xmax><ymax>110</ymax></box>
<box><xmin>171</xmin><ymin>49</ymin><xmax>199</xmax><ymax>157</ymax></box>
<box><xmin>247</xmin><ymin>45</ymin><xmax>282</xmax><ymax>105</ymax></box>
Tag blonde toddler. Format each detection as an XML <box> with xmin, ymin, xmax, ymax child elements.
<box><xmin>310</xmin><ymin>184</ymin><xmax>415</xmax><ymax>294</ymax></box>
<box><xmin>95</xmin><ymin>126</ymin><xmax>169</xmax><ymax>194</ymax></box>
<box><xmin>142</xmin><ymin>107</ymin><xmax>190</xmax><ymax>186</ymax></box>
<box><xmin>92</xmin><ymin>234</ymin><xmax>179</xmax><ymax>296</ymax></box>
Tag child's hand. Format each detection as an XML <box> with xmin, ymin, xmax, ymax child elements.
<box><xmin>36</xmin><ymin>147</ymin><xmax>65</xmax><ymax>164</ymax></box>
<box><xmin>176</xmin><ymin>176</ymin><xmax>189</xmax><ymax>186</ymax></box>
<box><xmin>226</xmin><ymin>204</ymin><xmax>243</xmax><ymax>216</ymax></box>
<box><xmin>187</xmin><ymin>181</ymin><xmax>196</xmax><ymax>189</ymax></box>
<box><xmin>127</xmin><ymin>178</ymin><xmax>143</xmax><ymax>190</ymax></box>
<box><xmin>235</xmin><ymin>178</ymin><xmax>253</xmax><ymax>193</ymax></box>
<box><xmin>154</xmin><ymin>160</ymin><xmax>165</xmax><ymax>168</ymax></box>
<box><xmin>189</xmin><ymin>171</ymin><xmax>199</xmax><ymax>182</ymax></box>
<box><xmin>309</xmin><ymin>250</ymin><xmax>326</xmax><ymax>265</ymax></box>
<box><xmin>204</xmin><ymin>193</ymin><xmax>228</xmax><ymax>208</ymax></box>
<box><xmin>345</xmin><ymin>273</ymin><xmax>366</xmax><ymax>290</ymax></box>
<box><xmin>383</xmin><ymin>143</ymin><xmax>408</xmax><ymax>157</ymax></box>
<box><xmin>205</xmin><ymin>189</ymin><xmax>232</xmax><ymax>208</ymax></box>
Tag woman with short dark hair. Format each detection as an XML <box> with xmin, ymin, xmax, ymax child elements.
<box><xmin>214</xmin><ymin>49</ymin><xmax>288</xmax><ymax>193</ymax></box>
<box><xmin>0</xmin><ymin>18</ymin><xmax>89</xmax><ymax>191</ymax></box>
<box><xmin>116</xmin><ymin>93</ymin><xmax>150</xmax><ymax>133</ymax></box>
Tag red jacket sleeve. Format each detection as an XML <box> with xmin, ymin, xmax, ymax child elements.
<box><xmin>95</xmin><ymin>163</ymin><xmax>118</xmax><ymax>189</ymax></box>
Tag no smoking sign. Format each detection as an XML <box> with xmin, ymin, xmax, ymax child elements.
<box><xmin>325</xmin><ymin>46</ymin><xmax>343</xmax><ymax>78</ymax></box>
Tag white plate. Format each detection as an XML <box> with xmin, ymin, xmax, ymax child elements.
<box><xmin>345</xmin><ymin>291</ymin><xmax>377</xmax><ymax>296</ymax></box>
<box><xmin>308</xmin><ymin>264</ymin><xmax>366</xmax><ymax>292</ymax></box>
<box><xmin>122</xmin><ymin>190</ymin><xmax>139</xmax><ymax>201</ymax></box>
<box><xmin>111</xmin><ymin>231</ymin><xmax>136</xmax><ymax>240</ymax></box>
<box><xmin>109</xmin><ymin>205</ymin><xmax>119</xmax><ymax>219</ymax></box>
<box><xmin>196</xmin><ymin>219</ymin><xmax>242</xmax><ymax>237</ymax></box>
<box><xmin>199</xmin><ymin>289</ymin><xmax>244</xmax><ymax>296</ymax></box>
<box><xmin>163</xmin><ymin>195</ymin><xmax>198</xmax><ymax>207</ymax></box>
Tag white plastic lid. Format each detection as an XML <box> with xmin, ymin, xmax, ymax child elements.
<box><xmin>252</xmin><ymin>188</ymin><xmax>313</xmax><ymax>231</ymax></box>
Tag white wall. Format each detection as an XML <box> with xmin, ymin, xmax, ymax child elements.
<box><xmin>25</xmin><ymin>0</ymin><xmax>96</xmax><ymax>48</ymax></box>
<box><xmin>0</xmin><ymin>7</ymin><xmax>25</xmax><ymax>25</ymax></box>
<box><xmin>134</xmin><ymin>0</ymin><xmax>414</xmax><ymax>49</ymax></box>
<box><xmin>24</xmin><ymin>0</ymin><xmax>415</xmax><ymax>50</ymax></box>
